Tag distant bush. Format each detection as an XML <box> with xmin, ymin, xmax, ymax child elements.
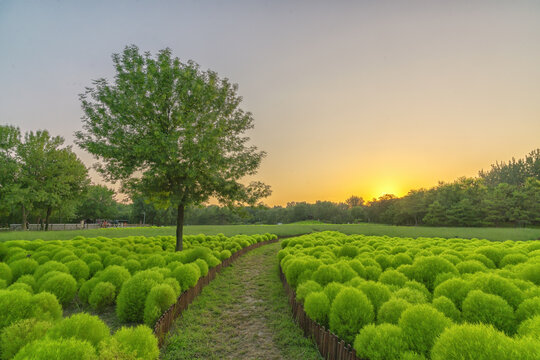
<box><xmin>469</xmin><ymin>273</ymin><xmax>523</xmax><ymax>309</ymax></box>
<box><xmin>48</xmin><ymin>313</ymin><xmax>109</xmax><ymax>347</ymax></box>
<box><xmin>379</xmin><ymin>269</ymin><xmax>408</xmax><ymax>288</ymax></box>
<box><xmin>296</xmin><ymin>280</ymin><xmax>323</xmax><ymax>303</ymax></box>
<box><xmin>0</xmin><ymin>318</ymin><xmax>52</xmax><ymax>360</ymax></box>
<box><xmin>329</xmin><ymin>287</ymin><xmax>374</xmax><ymax>343</ymax></box>
<box><xmin>89</xmin><ymin>282</ymin><xmax>116</xmax><ymax>312</ymax></box>
<box><xmin>432</xmin><ymin>296</ymin><xmax>461</xmax><ymax>322</ymax></box>
<box><xmin>517</xmin><ymin>315</ymin><xmax>540</xmax><ymax>339</ymax></box>
<box><xmin>16</xmin><ymin>275</ymin><xmax>37</xmax><ymax>292</ymax></box>
<box><xmin>394</xmin><ymin>288</ymin><xmax>428</xmax><ymax>305</ymax></box>
<box><xmin>39</xmin><ymin>272</ymin><xmax>77</xmax><ymax>305</ymax></box>
<box><xmin>398</xmin><ymin>304</ymin><xmax>452</xmax><ymax>356</ymax></box>
<box><xmin>456</xmin><ymin>260</ymin><xmax>487</xmax><ymax>274</ymax></box>
<box><xmin>143</xmin><ymin>284</ymin><xmax>176</xmax><ymax>327</ymax></box>
<box><xmin>411</xmin><ymin>256</ymin><xmax>458</xmax><ymax>291</ymax></box>
<box><xmin>172</xmin><ymin>264</ymin><xmax>200</xmax><ymax>290</ymax></box>
<box><xmin>13</xmin><ymin>338</ymin><xmax>97</xmax><ymax>360</ymax></box>
<box><xmin>323</xmin><ymin>282</ymin><xmax>345</xmax><ymax>304</ymax></box>
<box><xmin>312</xmin><ymin>264</ymin><xmax>342</xmax><ymax>287</ymax></box>
<box><xmin>356</xmin><ymin>281</ymin><xmax>391</xmax><ymax>315</ymax></box>
<box><xmin>219</xmin><ymin>250</ymin><xmax>232</xmax><ymax>260</ymax></box>
<box><xmin>116</xmin><ymin>270</ymin><xmax>162</xmax><ymax>323</ymax></box>
<box><xmin>9</xmin><ymin>259</ymin><xmax>39</xmax><ymax>282</ymax></box>
<box><xmin>354</xmin><ymin>323</ymin><xmax>407</xmax><ymax>360</ymax></box>
<box><xmin>499</xmin><ymin>253</ymin><xmax>528</xmax><ymax>268</ymax></box>
<box><xmin>433</xmin><ymin>278</ymin><xmax>471</xmax><ymax>309</ymax></box>
<box><xmin>462</xmin><ymin>290</ymin><xmax>516</xmax><ymax>334</ymax></box>
<box><xmin>34</xmin><ymin>261</ymin><xmax>69</xmax><ymax>283</ymax></box>
<box><xmin>194</xmin><ymin>259</ymin><xmax>209</xmax><ymax>277</ymax></box>
<box><xmin>65</xmin><ymin>260</ymin><xmax>90</xmax><ymax>281</ymax></box>
<box><xmin>304</xmin><ymin>291</ymin><xmax>330</xmax><ymax>326</ymax></box>
<box><xmin>98</xmin><ymin>325</ymin><xmax>159</xmax><ymax>360</ymax></box>
<box><xmin>377</xmin><ymin>298</ymin><xmax>411</xmax><ymax>325</ymax></box>
<box><xmin>95</xmin><ymin>265</ymin><xmax>131</xmax><ymax>294</ymax></box>
<box><xmin>431</xmin><ymin>323</ymin><xmax>517</xmax><ymax>360</ymax></box>
<box><xmin>0</xmin><ymin>263</ymin><xmax>12</xmax><ymax>285</ymax></box>
<box><xmin>517</xmin><ymin>263</ymin><xmax>540</xmax><ymax>285</ymax></box>
<box><xmin>123</xmin><ymin>259</ymin><xmax>141</xmax><ymax>274</ymax></box>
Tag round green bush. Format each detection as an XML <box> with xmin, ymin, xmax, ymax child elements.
<box><xmin>66</xmin><ymin>260</ymin><xmax>90</xmax><ymax>281</ymax></box>
<box><xmin>98</xmin><ymin>325</ymin><xmax>159</xmax><ymax>360</ymax></box>
<box><xmin>89</xmin><ymin>282</ymin><xmax>116</xmax><ymax>312</ymax></box>
<box><xmin>516</xmin><ymin>297</ymin><xmax>540</xmax><ymax>323</ymax></box>
<box><xmin>123</xmin><ymin>259</ymin><xmax>141</xmax><ymax>274</ymax></box>
<box><xmin>13</xmin><ymin>338</ymin><xmax>97</xmax><ymax>360</ymax></box>
<box><xmin>30</xmin><ymin>291</ymin><xmax>63</xmax><ymax>322</ymax></box>
<box><xmin>357</xmin><ymin>281</ymin><xmax>392</xmax><ymax>315</ymax></box>
<box><xmin>15</xmin><ymin>275</ymin><xmax>37</xmax><ymax>292</ymax></box>
<box><xmin>8</xmin><ymin>282</ymin><xmax>33</xmax><ymax>294</ymax></box>
<box><xmin>0</xmin><ymin>318</ymin><xmax>52</xmax><ymax>360</ymax></box>
<box><xmin>116</xmin><ymin>270</ymin><xmax>162</xmax><ymax>323</ymax></box>
<box><xmin>143</xmin><ymin>284</ymin><xmax>176</xmax><ymax>327</ymax></box>
<box><xmin>312</xmin><ymin>265</ymin><xmax>342</xmax><ymax>287</ymax></box>
<box><xmin>364</xmin><ymin>265</ymin><xmax>382</xmax><ymax>281</ymax></box>
<box><xmin>431</xmin><ymin>323</ymin><xmax>516</xmax><ymax>360</ymax></box>
<box><xmin>0</xmin><ymin>279</ymin><xmax>6</xmax><ymax>289</ymax></box>
<box><xmin>462</xmin><ymin>290</ymin><xmax>516</xmax><ymax>334</ymax></box>
<box><xmin>0</xmin><ymin>289</ymin><xmax>33</xmax><ymax>331</ymax></box>
<box><xmin>48</xmin><ymin>313</ymin><xmax>110</xmax><ymax>347</ymax></box>
<box><xmin>398</xmin><ymin>304</ymin><xmax>452</xmax><ymax>356</ymax></box>
<box><xmin>456</xmin><ymin>260</ymin><xmax>487</xmax><ymax>274</ymax></box>
<box><xmin>433</xmin><ymin>278</ymin><xmax>471</xmax><ymax>309</ymax></box>
<box><xmin>219</xmin><ymin>250</ymin><xmax>232</xmax><ymax>260</ymax></box>
<box><xmin>33</xmin><ymin>261</ymin><xmax>69</xmax><ymax>283</ymax></box>
<box><xmin>163</xmin><ymin>277</ymin><xmax>181</xmax><ymax>297</ymax></box>
<box><xmin>394</xmin><ymin>288</ymin><xmax>428</xmax><ymax>304</ymax></box>
<box><xmin>9</xmin><ymin>259</ymin><xmax>39</xmax><ymax>282</ymax></box>
<box><xmin>354</xmin><ymin>323</ymin><xmax>407</xmax><ymax>360</ymax></box>
<box><xmin>79</xmin><ymin>277</ymin><xmax>101</xmax><ymax>304</ymax></box>
<box><xmin>517</xmin><ymin>315</ymin><xmax>540</xmax><ymax>340</ymax></box>
<box><xmin>500</xmin><ymin>253</ymin><xmax>528</xmax><ymax>268</ymax></box>
<box><xmin>400</xmin><ymin>351</ymin><xmax>426</xmax><ymax>360</ymax></box>
<box><xmin>348</xmin><ymin>260</ymin><xmax>366</xmax><ymax>278</ymax></box>
<box><xmin>0</xmin><ymin>263</ymin><xmax>12</xmax><ymax>285</ymax></box>
<box><xmin>296</xmin><ymin>280</ymin><xmax>323</xmax><ymax>303</ymax></box>
<box><xmin>432</xmin><ymin>296</ymin><xmax>461</xmax><ymax>322</ymax></box>
<box><xmin>470</xmin><ymin>273</ymin><xmax>523</xmax><ymax>309</ymax></box>
<box><xmin>329</xmin><ymin>287</ymin><xmax>374</xmax><ymax>344</ymax></box>
<box><xmin>377</xmin><ymin>298</ymin><xmax>411</xmax><ymax>324</ymax></box>
<box><xmin>95</xmin><ymin>265</ymin><xmax>131</xmax><ymax>294</ymax></box>
<box><xmin>39</xmin><ymin>272</ymin><xmax>77</xmax><ymax>305</ymax></box>
<box><xmin>411</xmin><ymin>256</ymin><xmax>458</xmax><ymax>291</ymax></box>
<box><xmin>172</xmin><ymin>264</ymin><xmax>200</xmax><ymax>290</ymax></box>
<box><xmin>194</xmin><ymin>259</ymin><xmax>209</xmax><ymax>277</ymax></box>
<box><xmin>379</xmin><ymin>269</ymin><xmax>408</xmax><ymax>287</ymax></box>
<box><xmin>323</xmin><ymin>282</ymin><xmax>345</xmax><ymax>304</ymax></box>
<box><xmin>304</xmin><ymin>291</ymin><xmax>330</xmax><ymax>326</ymax></box>
<box><xmin>518</xmin><ymin>263</ymin><xmax>540</xmax><ymax>286</ymax></box>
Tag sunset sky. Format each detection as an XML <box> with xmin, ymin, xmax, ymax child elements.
<box><xmin>1</xmin><ymin>1</ymin><xmax>539</xmax><ymax>206</ymax></box>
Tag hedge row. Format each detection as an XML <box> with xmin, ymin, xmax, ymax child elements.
<box><xmin>280</xmin><ymin>231</ymin><xmax>540</xmax><ymax>359</ymax></box>
<box><xmin>0</xmin><ymin>232</ymin><xmax>277</xmax><ymax>359</ymax></box>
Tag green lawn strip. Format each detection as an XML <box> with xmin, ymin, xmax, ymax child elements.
<box><xmin>161</xmin><ymin>242</ymin><xmax>322</xmax><ymax>360</ymax></box>
<box><xmin>1</xmin><ymin>223</ymin><xmax>539</xmax><ymax>242</ymax></box>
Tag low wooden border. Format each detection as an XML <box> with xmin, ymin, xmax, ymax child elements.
<box><xmin>279</xmin><ymin>266</ymin><xmax>362</xmax><ymax>360</ymax></box>
<box><xmin>153</xmin><ymin>238</ymin><xmax>279</xmax><ymax>347</ymax></box>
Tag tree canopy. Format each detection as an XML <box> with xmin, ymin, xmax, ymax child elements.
<box><xmin>76</xmin><ymin>45</ymin><xmax>270</xmax><ymax>250</ymax></box>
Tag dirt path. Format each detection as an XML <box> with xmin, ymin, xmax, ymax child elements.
<box><xmin>161</xmin><ymin>241</ymin><xmax>322</xmax><ymax>360</ymax></box>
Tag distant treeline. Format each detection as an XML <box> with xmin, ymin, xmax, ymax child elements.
<box><xmin>1</xmin><ymin>142</ymin><xmax>538</xmax><ymax>228</ymax></box>
<box><xmin>135</xmin><ymin>149</ymin><xmax>540</xmax><ymax>228</ymax></box>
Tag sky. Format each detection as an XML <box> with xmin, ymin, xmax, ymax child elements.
<box><xmin>1</xmin><ymin>0</ymin><xmax>539</xmax><ymax>206</ymax></box>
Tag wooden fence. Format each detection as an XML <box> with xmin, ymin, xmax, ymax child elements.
<box><xmin>280</xmin><ymin>267</ymin><xmax>362</xmax><ymax>360</ymax></box>
<box><xmin>153</xmin><ymin>238</ymin><xmax>279</xmax><ymax>347</ymax></box>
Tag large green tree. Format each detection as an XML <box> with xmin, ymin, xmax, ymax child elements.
<box><xmin>76</xmin><ymin>45</ymin><xmax>270</xmax><ymax>250</ymax></box>
<box><xmin>0</xmin><ymin>125</ymin><xmax>21</xmax><ymax>223</ymax></box>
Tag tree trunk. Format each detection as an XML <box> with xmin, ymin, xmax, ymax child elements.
<box><xmin>45</xmin><ymin>207</ymin><xmax>51</xmax><ymax>231</ymax></box>
<box><xmin>22</xmin><ymin>205</ymin><xmax>27</xmax><ymax>230</ymax></box>
<box><xmin>175</xmin><ymin>203</ymin><xmax>185</xmax><ymax>252</ymax></box>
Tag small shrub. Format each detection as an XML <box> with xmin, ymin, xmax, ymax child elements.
<box><xmin>143</xmin><ymin>284</ymin><xmax>176</xmax><ymax>327</ymax></box>
<box><xmin>357</xmin><ymin>281</ymin><xmax>392</xmax><ymax>315</ymax></box>
<box><xmin>89</xmin><ymin>282</ymin><xmax>116</xmax><ymax>312</ymax></box>
<box><xmin>312</xmin><ymin>265</ymin><xmax>342</xmax><ymax>287</ymax></box>
<box><xmin>354</xmin><ymin>323</ymin><xmax>407</xmax><ymax>360</ymax></box>
<box><xmin>518</xmin><ymin>263</ymin><xmax>540</xmax><ymax>285</ymax></box>
<box><xmin>13</xmin><ymin>338</ymin><xmax>97</xmax><ymax>360</ymax></box>
<box><xmin>456</xmin><ymin>260</ymin><xmax>487</xmax><ymax>274</ymax></box>
<box><xmin>398</xmin><ymin>304</ymin><xmax>452</xmax><ymax>356</ymax></box>
<box><xmin>219</xmin><ymin>250</ymin><xmax>232</xmax><ymax>260</ymax></box>
<box><xmin>96</xmin><ymin>265</ymin><xmax>131</xmax><ymax>294</ymax></box>
<box><xmin>163</xmin><ymin>277</ymin><xmax>181</xmax><ymax>297</ymax></box>
<box><xmin>296</xmin><ymin>280</ymin><xmax>323</xmax><ymax>303</ymax></box>
<box><xmin>0</xmin><ymin>318</ymin><xmax>52</xmax><ymax>360</ymax></box>
<box><xmin>411</xmin><ymin>256</ymin><xmax>458</xmax><ymax>291</ymax></box>
<box><xmin>462</xmin><ymin>290</ymin><xmax>516</xmax><ymax>334</ymax></box>
<box><xmin>48</xmin><ymin>313</ymin><xmax>110</xmax><ymax>347</ymax></box>
<box><xmin>116</xmin><ymin>270</ymin><xmax>162</xmax><ymax>322</ymax></box>
<box><xmin>304</xmin><ymin>291</ymin><xmax>330</xmax><ymax>326</ymax></box>
<box><xmin>470</xmin><ymin>273</ymin><xmax>524</xmax><ymax>309</ymax></box>
<box><xmin>379</xmin><ymin>269</ymin><xmax>408</xmax><ymax>287</ymax></box>
<box><xmin>329</xmin><ymin>287</ymin><xmax>374</xmax><ymax>343</ymax></box>
<box><xmin>8</xmin><ymin>282</ymin><xmax>33</xmax><ymax>294</ymax></box>
<box><xmin>34</xmin><ymin>261</ymin><xmax>69</xmax><ymax>282</ymax></box>
<box><xmin>377</xmin><ymin>298</ymin><xmax>411</xmax><ymax>325</ymax></box>
<box><xmin>394</xmin><ymin>288</ymin><xmax>428</xmax><ymax>304</ymax></box>
<box><xmin>516</xmin><ymin>297</ymin><xmax>540</xmax><ymax>322</ymax></box>
<box><xmin>517</xmin><ymin>315</ymin><xmax>540</xmax><ymax>340</ymax></box>
<box><xmin>431</xmin><ymin>296</ymin><xmax>461</xmax><ymax>322</ymax></box>
<box><xmin>194</xmin><ymin>259</ymin><xmax>209</xmax><ymax>276</ymax></box>
<box><xmin>98</xmin><ymin>325</ymin><xmax>159</xmax><ymax>360</ymax></box>
<box><xmin>15</xmin><ymin>274</ymin><xmax>37</xmax><ymax>292</ymax></box>
<box><xmin>30</xmin><ymin>291</ymin><xmax>63</xmax><ymax>322</ymax></box>
<box><xmin>499</xmin><ymin>253</ymin><xmax>528</xmax><ymax>268</ymax></box>
<box><xmin>431</xmin><ymin>323</ymin><xmax>516</xmax><ymax>360</ymax></box>
<box><xmin>323</xmin><ymin>282</ymin><xmax>345</xmax><ymax>304</ymax></box>
<box><xmin>433</xmin><ymin>278</ymin><xmax>471</xmax><ymax>309</ymax></box>
<box><xmin>0</xmin><ymin>263</ymin><xmax>12</xmax><ymax>285</ymax></box>
<box><xmin>66</xmin><ymin>260</ymin><xmax>90</xmax><ymax>281</ymax></box>
<box><xmin>123</xmin><ymin>259</ymin><xmax>141</xmax><ymax>274</ymax></box>
<box><xmin>9</xmin><ymin>259</ymin><xmax>39</xmax><ymax>281</ymax></box>
<box><xmin>39</xmin><ymin>272</ymin><xmax>77</xmax><ymax>305</ymax></box>
<box><xmin>172</xmin><ymin>264</ymin><xmax>200</xmax><ymax>290</ymax></box>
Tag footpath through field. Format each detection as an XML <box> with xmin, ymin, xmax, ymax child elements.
<box><xmin>161</xmin><ymin>241</ymin><xmax>322</xmax><ymax>360</ymax></box>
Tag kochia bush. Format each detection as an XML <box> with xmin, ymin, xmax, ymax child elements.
<box><xmin>398</xmin><ymin>304</ymin><xmax>452</xmax><ymax>356</ymax></box>
<box><xmin>172</xmin><ymin>264</ymin><xmax>200</xmax><ymax>290</ymax></box>
<box><xmin>13</xmin><ymin>338</ymin><xmax>97</xmax><ymax>360</ymax></box>
<box><xmin>377</xmin><ymin>298</ymin><xmax>411</xmax><ymax>325</ymax></box>
<box><xmin>88</xmin><ymin>282</ymin><xmax>116</xmax><ymax>312</ymax></box>
<box><xmin>353</xmin><ymin>323</ymin><xmax>407</xmax><ymax>360</ymax></box>
<box><xmin>411</xmin><ymin>256</ymin><xmax>458</xmax><ymax>291</ymax></box>
<box><xmin>48</xmin><ymin>313</ymin><xmax>110</xmax><ymax>347</ymax></box>
<box><xmin>462</xmin><ymin>290</ymin><xmax>516</xmax><ymax>335</ymax></box>
<box><xmin>329</xmin><ymin>287</ymin><xmax>374</xmax><ymax>344</ymax></box>
<box><xmin>143</xmin><ymin>284</ymin><xmax>176</xmax><ymax>327</ymax></box>
<box><xmin>312</xmin><ymin>264</ymin><xmax>342</xmax><ymax>287</ymax></box>
<box><xmin>304</xmin><ymin>291</ymin><xmax>330</xmax><ymax>327</ymax></box>
<box><xmin>0</xmin><ymin>318</ymin><xmax>52</xmax><ymax>360</ymax></box>
<box><xmin>38</xmin><ymin>272</ymin><xmax>77</xmax><ymax>305</ymax></box>
<box><xmin>116</xmin><ymin>270</ymin><xmax>162</xmax><ymax>322</ymax></box>
<box><xmin>98</xmin><ymin>325</ymin><xmax>159</xmax><ymax>360</ymax></box>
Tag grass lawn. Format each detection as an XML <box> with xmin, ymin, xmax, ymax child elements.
<box><xmin>1</xmin><ymin>223</ymin><xmax>539</xmax><ymax>242</ymax></box>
